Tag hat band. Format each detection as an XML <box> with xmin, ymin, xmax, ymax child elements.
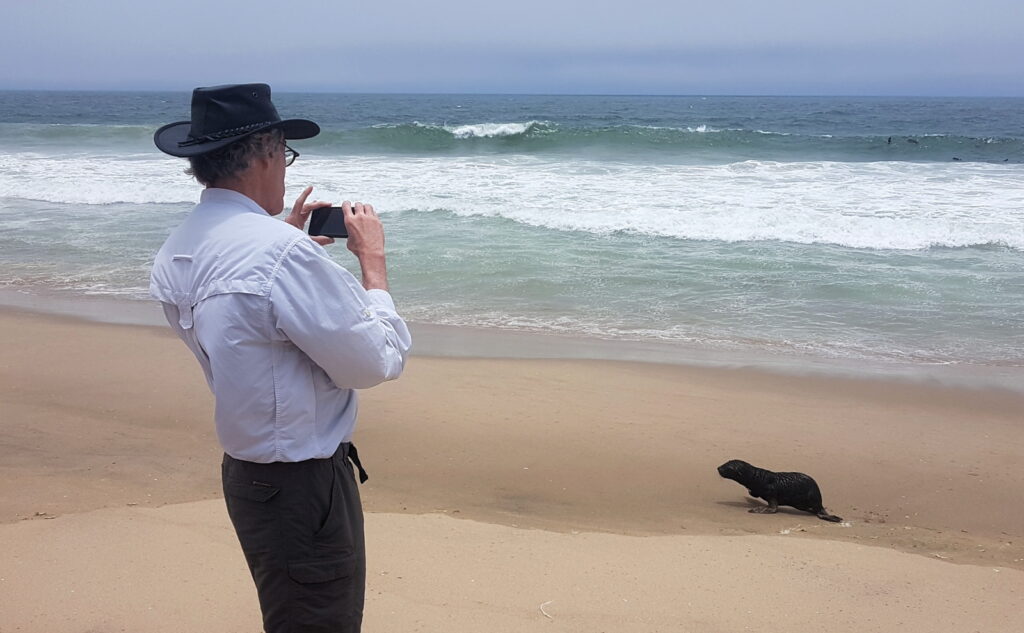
<box><xmin>177</xmin><ymin>121</ymin><xmax>277</xmax><ymax>147</ymax></box>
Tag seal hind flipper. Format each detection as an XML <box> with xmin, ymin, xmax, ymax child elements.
<box><xmin>816</xmin><ymin>510</ymin><xmax>843</xmax><ymax>523</ymax></box>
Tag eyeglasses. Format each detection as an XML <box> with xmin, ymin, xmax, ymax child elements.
<box><xmin>283</xmin><ymin>144</ymin><xmax>299</xmax><ymax>167</ymax></box>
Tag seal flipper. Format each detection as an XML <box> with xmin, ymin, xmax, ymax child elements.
<box><xmin>816</xmin><ymin>510</ymin><xmax>843</xmax><ymax>522</ymax></box>
<box><xmin>750</xmin><ymin>499</ymin><xmax>779</xmax><ymax>514</ymax></box>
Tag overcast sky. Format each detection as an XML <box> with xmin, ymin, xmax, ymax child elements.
<box><xmin>2</xmin><ymin>0</ymin><xmax>1021</xmax><ymax>95</ymax></box>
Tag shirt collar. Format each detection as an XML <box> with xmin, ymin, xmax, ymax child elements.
<box><xmin>200</xmin><ymin>188</ymin><xmax>269</xmax><ymax>216</ymax></box>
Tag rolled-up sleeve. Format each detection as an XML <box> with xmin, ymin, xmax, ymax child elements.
<box><xmin>269</xmin><ymin>237</ymin><xmax>412</xmax><ymax>389</ymax></box>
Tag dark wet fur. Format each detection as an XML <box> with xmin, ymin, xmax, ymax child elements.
<box><xmin>717</xmin><ymin>459</ymin><xmax>843</xmax><ymax>522</ymax></box>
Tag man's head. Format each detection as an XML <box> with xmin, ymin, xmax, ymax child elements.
<box><xmin>183</xmin><ymin>129</ymin><xmax>291</xmax><ymax>213</ymax></box>
<box><xmin>154</xmin><ymin>83</ymin><xmax>318</xmax><ymax>213</ymax></box>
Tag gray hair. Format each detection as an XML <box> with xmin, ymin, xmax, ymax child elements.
<box><xmin>185</xmin><ymin>128</ymin><xmax>284</xmax><ymax>186</ymax></box>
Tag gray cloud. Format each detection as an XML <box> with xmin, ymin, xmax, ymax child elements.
<box><xmin>2</xmin><ymin>1</ymin><xmax>1021</xmax><ymax>95</ymax></box>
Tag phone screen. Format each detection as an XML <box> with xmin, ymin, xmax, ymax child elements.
<box><xmin>308</xmin><ymin>207</ymin><xmax>348</xmax><ymax>238</ymax></box>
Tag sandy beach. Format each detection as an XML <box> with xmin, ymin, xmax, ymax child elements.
<box><xmin>1</xmin><ymin>307</ymin><xmax>1022</xmax><ymax>632</ymax></box>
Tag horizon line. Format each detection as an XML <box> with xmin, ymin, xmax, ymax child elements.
<box><xmin>1</xmin><ymin>87</ymin><xmax>1022</xmax><ymax>99</ymax></box>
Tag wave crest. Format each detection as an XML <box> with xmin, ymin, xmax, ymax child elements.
<box><xmin>443</xmin><ymin>121</ymin><xmax>549</xmax><ymax>139</ymax></box>
<box><xmin>338</xmin><ymin>123</ymin><xmax>1023</xmax><ymax>162</ymax></box>
<box><xmin>4</xmin><ymin>120</ymin><xmax>1021</xmax><ymax>163</ymax></box>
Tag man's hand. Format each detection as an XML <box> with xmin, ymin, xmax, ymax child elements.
<box><xmin>285</xmin><ymin>186</ymin><xmax>334</xmax><ymax>246</ymax></box>
<box><xmin>341</xmin><ymin>201</ymin><xmax>389</xmax><ymax>292</ymax></box>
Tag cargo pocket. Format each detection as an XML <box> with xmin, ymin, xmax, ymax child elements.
<box><xmin>287</xmin><ymin>556</ymin><xmax>360</xmax><ymax>628</ymax></box>
<box><xmin>288</xmin><ymin>556</ymin><xmax>354</xmax><ymax>584</ymax></box>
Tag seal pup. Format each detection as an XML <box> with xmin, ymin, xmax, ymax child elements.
<box><xmin>717</xmin><ymin>459</ymin><xmax>842</xmax><ymax>522</ymax></box>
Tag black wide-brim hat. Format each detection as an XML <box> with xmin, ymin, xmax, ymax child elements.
<box><xmin>154</xmin><ymin>83</ymin><xmax>319</xmax><ymax>157</ymax></box>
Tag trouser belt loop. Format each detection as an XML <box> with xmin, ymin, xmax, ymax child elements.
<box><xmin>347</xmin><ymin>443</ymin><xmax>369</xmax><ymax>484</ymax></box>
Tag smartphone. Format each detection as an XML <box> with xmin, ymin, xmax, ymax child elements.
<box><xmin>308</xmin><ymin>207</ymin><xmax>348</xmax><ymax>238</ymax></box>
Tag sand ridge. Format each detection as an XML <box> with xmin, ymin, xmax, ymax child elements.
<box><xmin>1</xmin><ymin>501</ymin><xmax>1021</xmax><ymax>633</ymax></box>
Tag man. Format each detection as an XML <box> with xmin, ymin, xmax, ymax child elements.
<box><xmin>150</xmin><ymin>83</ymin><xmax>411</xmax><ymax>632</ymax></box>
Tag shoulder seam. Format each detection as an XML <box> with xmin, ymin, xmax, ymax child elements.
<box><xmin>265</xmin><ymin>234</ymin><xmax>308</xmax><ymax>296</ymax></box>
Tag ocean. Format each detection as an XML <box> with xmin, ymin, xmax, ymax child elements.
<box><xmin>1</xmin><ymin>91</ymin><xmax>1022</xmax><ymax>387</ymax></box>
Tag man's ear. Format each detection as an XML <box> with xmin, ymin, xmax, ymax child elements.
<box><xmin>251</xmin><ymin>150</ymin><xmax>275</xmax><ymax>174</ymax></box>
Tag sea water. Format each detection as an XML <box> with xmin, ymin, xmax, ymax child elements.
<box><xmin>0</xmin><ymin>92</ymin><xmax>1021</xmax><ymax>384</ymax></box>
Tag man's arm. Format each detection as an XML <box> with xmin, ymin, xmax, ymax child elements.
<box><xmin>284</xmin><ymin>188</ymin><xmax>388</xmax><ymax>291</ymax></box>
<box><xmin>342</xmin><ymin>201</ymin><xmax>389</xmax><ymax>292</ymax></box>
<box><xmin>269</xmin><ymin>235</ymin><xmax>411</xmax><ymax>390</ymax></box>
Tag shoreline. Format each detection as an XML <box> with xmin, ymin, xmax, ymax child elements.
<box><xmin>2</xmin><ymin>286</ymin><xmax>1022</xmax><ymax>394</ymax></box>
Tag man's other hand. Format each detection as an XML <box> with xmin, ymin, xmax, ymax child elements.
<box><xmin>285</xmin><ymin>186</ymin><xmax>334</xmax><ymax>246</ymax></box>
<box><xmin>341</xmin><ymin>201</ymin><xmax>389</xmax><ymax>291</ymax></box>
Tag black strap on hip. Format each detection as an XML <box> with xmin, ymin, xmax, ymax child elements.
<box><xmin>347</xmin><ymin>443</ymin><xmax>369</xmax><ymax>484</ymax></box>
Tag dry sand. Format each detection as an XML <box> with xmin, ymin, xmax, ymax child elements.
<box><xmin>1</xmin><ymin>308</ymin><xmax>1022</xmax><ymax>632</ymax></box>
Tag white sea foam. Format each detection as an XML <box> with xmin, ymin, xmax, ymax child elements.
<box><xmin>443</xmin><ymin>121</ymin><xmax>539</xmax><ymax>138</ymax></box>
<box><xmin>638</xmin><ymin>124</ymin><xmax>723</xmax><ymax>133</ymax></box>
<box><xmin>295</xmin><ymin>157</ymin><xmax>1024</xmax><ymax>251</ymax></box>
<box><xmin>0</xmin><ymin>154</ymin><xmax>197</xmax><ymax>205</ymax></box>
<box><xmin>403</xmin><ymin>121</ymin><xmax>542</xmax><ymax>138</ymax></box>
<box><xmin>2</xmin><ymin>152</ymin><xmax>1023</xmax><ymax>251</ymax></box>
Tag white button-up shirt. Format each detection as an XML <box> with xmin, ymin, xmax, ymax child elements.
<box><xmin>150</xmin><ymin>188</ymin><xmax>411</xmax><ymax>463</ymax></box>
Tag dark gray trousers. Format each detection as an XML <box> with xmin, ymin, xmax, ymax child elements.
<box><xmin>222</xmin><ymin>443</ymin><xmax>366</xmax><ymax>633</ymax></box>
